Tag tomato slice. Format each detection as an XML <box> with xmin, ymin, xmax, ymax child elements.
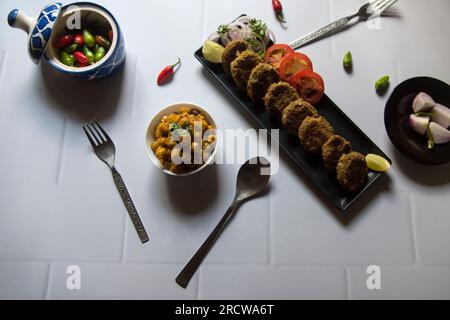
<box><xmin>278</xmin><ymin>52</ymin><xmax>313</xmax><ymax>82</ymax></box>
<box><xmin>290</xmin><ymin>70</ymin><xmax>325</xmax><ymax>105</ymax></box>
<box><xmin>264</xmin><ymin>44</ymin><xmax>294</xmax><ymax>70</ymax></box>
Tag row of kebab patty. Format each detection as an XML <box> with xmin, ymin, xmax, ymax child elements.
<box><xmin>221</xmin><ymin>40</ymin><xmax>368</xmax><ymax>193</ymax></box>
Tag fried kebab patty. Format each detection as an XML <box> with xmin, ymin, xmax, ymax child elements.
<box><xmin>298</xmin><ymin>116</ymin><xmax>334</xmax><ymax>155</ymax></box>
<box><xmin>322</xmin><ymin>135</ymin><xmax>352</xmax><ymax>172</ymax></box>
<box><xmin>247</xmin><ymin>63</ymin><xmax>281</xmax><ymax>101</ymax></box>
<box><xmin>263</xmin><ymin>82</ymin><xmax>300</xmax><ymax>119</ymax></box>
<box><xmin>281</xmin><ymin>99</ymin><xmax>318</xmax><ymax>135</ymax></box>
<box><xmin>230</xmin><ymin>50</ymin><xmax>262</xmax><ymax>91</ymax></box>
<box><xmin>221</xmin><ymin>40</ymin><xmax>251</xmax><ymax>76</ymax></box>
<box><xmin>336</xmin><ymin>152</ymin><xmax>368</xmax><ymax>193</ymax></box>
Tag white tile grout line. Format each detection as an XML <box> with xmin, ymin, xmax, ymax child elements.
<box><xmin>55</xmin><ymin>117</ymin><xmax>68</xmax><ymax>185</ymax></box>
<box><xmin>408</xmin><ymin>192</ymin><xmax>420</xmax><ymax>265</ymax></box>
<box><xmin>127</xmin><ymin>56</ymin><xmax>137</xmax><ymax>119</ymax></box>
<box><xmin>201</xmin><ymin>0</ymin><xmax>207</xmax><ymax>44</ymax></box>
<box><xmin>120</xmin><ymin>212</ymin><xmax>129</xmax><ymax>263</ymax></box>
<box><xmin>268</xmin><ymin>194</ymin><xmax>273</xmax><ymax>265</ymax></box>
<box><xmin>196</xmin><ymin>268</ymin><xmax>202</xmax><ymax>300</ymax></box>
<box><xmin>0</xmin><ymin>51</ymin><xmax>6</xmax><ymax>83</ymax></box>
<box><xmin>329</xmin><ymin>0</ymin><xmax>335</xmax><ymax>59</ymax></box>
<box><xmin>345</xmin><ymin>267</ymin><xmax>351</xmax><ymax>300</ymax></box>
<box><xmin>395</xmin><ymin>59</ymin><xmax>402</xmax><ymax>82</ymax></box>
<box><xmin>44</xmin><ymin>262</ymin><xmax>53</xmax><ymax>300</ymax></box>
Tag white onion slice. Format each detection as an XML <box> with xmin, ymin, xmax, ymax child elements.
<box><xmin>412</xmin><ymin>92</ymin><xmax>436</xmax><ymax>113</ymax></box>
<box><xmin>429</xmin><ymin>122</ymin><xmax>450</xmax><ymax>144</ymax></box>
<box><xmin>409</xmin><ymin>114</ymin><xmax>430</xmax><ymax>135</ymax></box>
<box><xmin>431</xmin><ymin>104</ymin><xmax>450</xmax><ymax>129</ymax></box>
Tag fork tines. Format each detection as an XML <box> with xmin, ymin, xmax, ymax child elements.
<box><xmin>83</xmin><ymin>121</ymin><xmax>109</xmax><ymax>147</ymax></box>
<box><xmin>371</xmin><ymin>0</ymin><xmax>398</xmax><ymax>13</ymax></box>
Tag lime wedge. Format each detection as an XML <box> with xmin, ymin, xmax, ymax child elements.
<box><xmin>202</xmin><ymin>41</ymin><xmax>225</xmax><ymax>64</ymax></box>
<box><xmin>366</xmin><ymin>154</ymin><xmax>391</xmax><ymax>172</ymax></box>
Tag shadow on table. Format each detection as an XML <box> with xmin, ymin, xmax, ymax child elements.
<box><xmin>40</xmin><ymin>61</ymin><xmax>125</xmax><ymax>121</ymax></box>
<box><xmin>391</xmin><ymin>145</ymin><xmax>450</xmax><ymax>186</ymax></box>
<box><xmin>279</xmin><ymin>150</ymin><xmax>392</xmax><ymax>228</ymax></box>
<box><xmin>164</xmin><ymin>164</ymin><xmax>220</xmax><ymax>217</ymax></box>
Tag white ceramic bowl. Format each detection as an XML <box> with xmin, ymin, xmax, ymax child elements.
<box><xmin>145</xmin><ymin>102</ymin><xmax>219</xmax><ymax>176</ymax></box>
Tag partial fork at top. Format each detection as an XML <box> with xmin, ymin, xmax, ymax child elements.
<box><xmin>289</xmin><ymin>0</ymin><xmax>399</xmax><ymax>49</ymax></box>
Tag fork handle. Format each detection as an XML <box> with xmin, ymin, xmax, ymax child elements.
<box><xmin>289</xmin><ymin>14</ymin><xmax>356</xmax><ymax>50</ymax></box>
<box><xmin>111</xmin><ymin>168</ymin><xmax>149</xmax><ymax>244</ymax></box>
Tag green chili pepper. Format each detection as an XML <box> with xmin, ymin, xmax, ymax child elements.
<box><xmin>64</xmin><ymin>43</ymin><xmax>80</xmax><ymax>54</ymax></box>
<box><xmin>82</xmin><ymin>29</ymin><xmax>95</xmax><ymax>48</ymax></box>
<box><xmin>95</xmin><ymin>35</ymin><xmax>111</xmax><ymax>49</ymax></box>
<box><xmin>343</xmin><ymin>51</ymin><xmax>352</xmax><ymax>69</ymax></box>
<box><xmin>375</xmin><ymin>75</ymin><xmax>390</xmax><ymax>91</ymax></box>
<box><xmin>94</xmin><ymin>46</ymin><xmax>106</xmax><ymax>62</ymax></box>
<box><xmin>60</xmin><ymin>51</ymin><xmax>75</xmax><ymax>67</ymax></box>
<box><xmin>426</xmin><ymin>126</ymin><xmax>435</xmax><ymax>150</ymax></box>
<box><xmin>83</xmin><ymin>46</ymin><xmax>95</xmax><ymax>64</ymax></box>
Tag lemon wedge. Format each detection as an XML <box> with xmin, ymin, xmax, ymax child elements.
<box><xmin>202</xmin><ymin>41</ymin><xmax>225</xmax><ymax>64</ymax></box>
<box><xmin>366</xmin><ymin>154</ymin><xmax>391</xmax><ymax>172</ymax></box>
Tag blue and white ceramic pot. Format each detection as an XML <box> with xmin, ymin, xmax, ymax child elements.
<box><xmin>8</xmin><ymin>2</ymin><xmax>125</xmax><ymax>80</ymax></box>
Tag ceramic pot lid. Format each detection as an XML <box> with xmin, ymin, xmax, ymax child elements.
<box><xmin>8</xmin><ymin>3</ymin><xmax>63</xmax><ymax>64</ymax></box>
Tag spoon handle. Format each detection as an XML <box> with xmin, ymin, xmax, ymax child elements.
<box><xmin>176</xmin><ymin>203</ymin><xmax>238</xmax><ymax>288</ymax></box>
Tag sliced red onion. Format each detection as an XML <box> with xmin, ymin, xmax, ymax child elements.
<box><xmin>431</xmin><ymin>104</ymin><xmax>450</xmax><ymax>129</ymax></box>
<box><xmin>429</xmin><ymin>122</ymin><xmax>450</xmax><ymax>144</ymax></box>
<box><xmin>409</xmin><ymin>114</ymin><xmax>430</xmax><ymax>135</ymax></box>
<box><xmin>412</xmin><ymin>92</ymin><xmax>436</xmax><ymax>113</ymax></box>
<box><xmin>207</xmin><ymin>32</ymin><xmax>221</xmax><ymax>43</ymax></box>
<box><xmin>207</xmin><ymin>15</ymin><xmax>274</xmax><ymax>53</ymax></box>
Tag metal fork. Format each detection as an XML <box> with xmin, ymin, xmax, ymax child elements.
<box><xmin>82</xmin><ymin>121</ymin><xmax>149</xmax><ymax>244</ymax></box>
<box><xmin>289</xmin><ymin>0</ymin><xmax>399</xmax><ymax>49</ymax></box>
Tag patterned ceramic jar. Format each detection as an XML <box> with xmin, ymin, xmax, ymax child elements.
<box><xmin>8</xmin><ymin>2</ymin><xmax>125</xmax><ymax>80</ymax></box>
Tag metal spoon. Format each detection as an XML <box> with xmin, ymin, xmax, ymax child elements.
<box><xmin>175</xmin><ymin>157</ymin><xmax>271</xmax><ymax>288</ymax></box>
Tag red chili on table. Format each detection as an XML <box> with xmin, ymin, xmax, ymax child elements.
<box><xmin>272</xmin><ymin>0</ymin><xmax>286</xmax><ymax>23</ymax></box>
<box><xmin>157</xmin><ymin>58</ymin><xmax>181</xmax><ymax>86</ymax></box>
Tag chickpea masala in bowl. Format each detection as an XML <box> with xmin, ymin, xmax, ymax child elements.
<box><xmin>147</xmin><ymin>104</ymin><xmax>217</xmax><ymax>175</ymax></box>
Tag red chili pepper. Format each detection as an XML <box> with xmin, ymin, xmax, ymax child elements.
<box><xmin>157</xmin><ymin>58</ymin><xmax>181</xmax><ymax>86</ymax></box>
<box><xmin>74</xmin><ymin>34</ymin><xmax>84</xmax><ymax>45</ymax></box>
<box><xmin>53</xmin><ymin>34</ymin><xmax>74</xmax><ymax>49</ymax></box>
<box><xmin>108</xmin><ymin>30</ymin><xmax>113</xmax><ymax>42</ymax></box>
<box><xmin>74</xmin><ymin>51</ymin><xmax>90</xmax><ymax>64</ymax></box>
<box><xmin>272</xmin><ymin>0</ymin><xmax>286</xmax><ymax>23</ymax></box>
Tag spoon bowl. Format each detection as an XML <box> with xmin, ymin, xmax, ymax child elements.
<box><xmin>235</xmin><ymin>157</ymin><xmax>271</xmax><ymax>202</ymax></box>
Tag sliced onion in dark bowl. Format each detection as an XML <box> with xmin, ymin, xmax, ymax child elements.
<box><xmin>384</xmin><ymin>77</ymin><xmax>450</xmax><ymax>165</ymax></box>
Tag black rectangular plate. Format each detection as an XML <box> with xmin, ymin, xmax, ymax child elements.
<box><xmin>195</xmin><ymin>48</ymin><xmax>391</xmax><ymax>212</ymax></box>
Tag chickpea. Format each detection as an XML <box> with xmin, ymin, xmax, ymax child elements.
<box><xmin>167</xmin><ymin>113</ymin><xmax>180</xmax><ymax>123</ymax></box>
<box><xmin>179</xmin><ymin>106</ymin><xmax>191</xmax><ymax>114</ymax></box>
<box><xmin>151</xmin><ymin>141</ymin><xmax>159</xmax><ymax>152</ymax></box>
<box><xmin>165</xmin><ymin>137</ymin><xmax>177</xmax><ymax>148</ymax></box>
<box><xmin>170</xmin><ymin>163</ymin><xmax>184</xmax><ymax>173</ymax></box>
<box><xmin>156</xmin><ymin>137</ymin><xmax>165</xmax><ymax>146</ymax></box>
<box><xmin>179</xmin><ymin>117</ymin><xmax>189</xmax><ymax>128</ymax></box>
<box><xmin>156</xmin><ymin>146</ymin><xmax>167</xmax><ymax>160</ymax></box>
<box><xmin>159</xmin><ymin>123</ymin><xmax>169</xmax><ymax>136</ymax></box>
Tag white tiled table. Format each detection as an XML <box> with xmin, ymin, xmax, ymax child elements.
<box><xmin>0</xmin><ymin>0</ymin><xmax>449</xmax><ymax>300</ymax></box>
